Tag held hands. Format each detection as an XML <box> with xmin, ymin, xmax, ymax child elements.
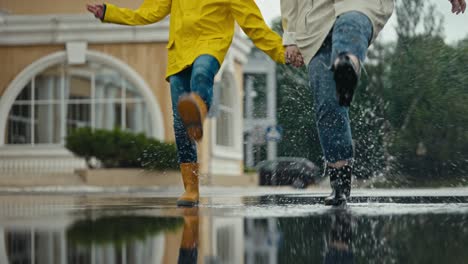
<box><xmin>86</xmin><ymin>4</ymin><xmax>105</xmax><ymax>20</ymax></box>
<box><xmin>285</xmin><ymin>45</ymin><xmax>304</xmax><ymax>68</ymax></box>
<box><xmin>449</xmin><ymin>0</ymin><xmax>466</xmax><ymax>14</ymax></box>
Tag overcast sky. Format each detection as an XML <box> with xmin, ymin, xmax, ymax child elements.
<box><xmin>255</xmin><ymin>0</ymin><xmax>468</xmax><ymax>44</ymax></box>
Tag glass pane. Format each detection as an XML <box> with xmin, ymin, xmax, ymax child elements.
<box><xmin>94</xmin><ymin>102</ymin><xmax>121</xmax><ymax>130</ymax></box>
<box><xmin>35</xmin><ymin>103</ymin><xmax>61</xmax><ymax>144</ymax></box>
<box><xmin>67</xmin><ymin>241</ymin><xmax>91</xmax><ymax>264</ymax></box>
<box><xmin>6</xmin><ymin>105</ymin><xmax>32</xmax><ymax>144</ymax></box>
<box><xmin>95</xmin><ymin>67</ymin><xmax>122</xmax><ymax>100</ymax></box>
<box><xmin>251</xmin><ymin>74</ymin><xmax>267</xmax><ymax>119</ymax></box>
<box><xmin>145</xmin><ymin>110</ymin><xmax>153</xmax><ymax>136</ymax></box>
<box><xmin>33</xmin><ymin>231</ymin><xmax>62</xmax><ymax>263</ymax></box>
<box><xmin>253</xmin><ymin>144</ymin><xmax>267</xmax><ymax>166</ymax></box>
<box><xmin>216</xmin><ymin>110</ymin><xmax>233</xmax><ymax>147</ymax></box>
<box><xmin>35</xmin><ymin>65</ymin><xmax>62</xmax><ymax>101</ymax></box>
<box><xmin>219</xmin><ymin>85</ymin><xmax>232</xmax><ymax>108</ymax></box>
<box><xmin>94</xmin><ymin>84</ymin><xmax>122</xmax><ymax>103</ymax></box>
<box><xmin>125</xmin><ymin>80</ymin><xmax>140</xmax><ymax>99</ymax></box>
<box><xmin>15</xmin><ymin>82</ymin><xmax>32</xmax><ymax>102</ymax></box>
<box><xmin>35</xmin><ymin>76</ymin><xmax>61</xmax><ymax>101</ymax></box>
<box><xmin>66</xmin><ymin>103</ymin><xmax>91</xmax><ymax>135</ymax></box>
<box><xmin>6</xmin><ymin>231</ymin><xmax>32</xmax><ymax>263</ymax></box>
<box><xmin>126</xmin><ymin>102</ymin><xmax>146</xmax><ymax>133</ymax></box>
<box><xmin>68</xmin><ymin>75</ymin><xmax>91</xmax><ymax>101</ymax></box>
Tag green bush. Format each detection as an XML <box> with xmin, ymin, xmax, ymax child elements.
<box><xmin>66</xmin><ymin>128</ymin><xmax>178</xmax><ymax>170</ymax></box>
<box><xmin>67</xmin><ymin>216</ymin><xmax>183</xmax><ymax>245</ymax></box>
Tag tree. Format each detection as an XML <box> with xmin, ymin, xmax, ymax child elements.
<box><xmin>384</xmin><ymin>0</ymin><xmax>468</xmax><ymax>179</ymax></box>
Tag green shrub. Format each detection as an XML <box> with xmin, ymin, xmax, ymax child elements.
<box><xmin>66</xmin><ymin>128</ymin><xmax>178</xmax><ymax>170</ymax></box>
<box><xmin>65</xmin><ymin>127</ymin><xmax>94</xmax><ymax>167</ymax></box>
<box><xmin>67</xmin><ymin>216</ymin><xmax>183</xmax><ymax>245</ymax></box>
<box><xmin>140</xmin><ymin>139</ymin><xmax>179</xmax><ymax>170</ymax></box>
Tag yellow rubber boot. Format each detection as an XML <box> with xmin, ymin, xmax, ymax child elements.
<box><xmin>177</xmin><ymin>93</ymin><xmax>207</xmax><ymax>141</ymax></box>
<box><xmin>177</xmin><ymin>208</ymin><xmax>199</xmax><ymax>263</ymax></box>
<box><xmin>180</xmin><ymin>208</ymin><xmax>199</xmax><ymax>249</ymax></box>
<box><xmin>177</xmin><ymin>163</ymin><xmax>199</xmax><ymax>207</ymax></box>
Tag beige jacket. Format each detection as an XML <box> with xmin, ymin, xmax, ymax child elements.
<box><xmin>281</xmin><ymin>0</ymin><xmax>394</xmax><ymax>65</ymax></box>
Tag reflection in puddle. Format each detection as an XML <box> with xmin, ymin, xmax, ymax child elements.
<box><xmin>1</xmin><ymin>207</ymin><xmax>468</xmax><ymax>263</ymax></box>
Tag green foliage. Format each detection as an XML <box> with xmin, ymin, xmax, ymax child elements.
<box><xmin>381</xmin><ymin>1</ymin><xmax>468</xmax><ymax>179</ymax></box>
<box><xmin>141</xmin><ymin>140</ymin><xmax>179</xmax><ymax>170</ymax></box>
<box><xmin>65</xmin><ymin>128</ymin><xmax>178</xmax><ymax>170</ymax></box>
<box><xmin>67</xmin><ymin>216</ymin><xmax>183</xmax><ymax>245</ymax></box>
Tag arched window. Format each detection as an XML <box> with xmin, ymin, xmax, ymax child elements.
<box><xmin>6</xmin><ymin>61</ymin><xmax>153</xmax><ymax>145</ymax></box>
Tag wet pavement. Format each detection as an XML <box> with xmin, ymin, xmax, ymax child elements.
<box><xmin>0</xmin><ymin>186</ymin><xmax>467</xmax><ymax>263</ymax></box>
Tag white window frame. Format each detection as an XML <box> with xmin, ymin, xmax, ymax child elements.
<box><xmin>5</xmin><ymin>62</ymin><xmax>148</xmax><ymax>146</ymax></box>
<box><xmin>211</xmin><ymin>58</ymin><xmax>243</xmax><ymax>161</ymax></box>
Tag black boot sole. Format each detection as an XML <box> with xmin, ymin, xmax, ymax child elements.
<box><xmin>324</xmin><ymin>197</ymin><xmax>347</xmax><ymax>207</ymax></box>
<box><xmin>334</xmin><ymin>55</ymin><xmax>358</xmax><ymax>107</ymax></box>
<box><xmin>176</xmin><ymin>200</ymin><xmax>199</xmax><ymax>207</ymax></box>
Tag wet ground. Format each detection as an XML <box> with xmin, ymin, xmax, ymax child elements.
<box><xmin>0</xmin><ymin>186</ymin><xmax>467</xmax><ymax>264</ymax></box>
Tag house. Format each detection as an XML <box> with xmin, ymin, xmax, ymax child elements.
<box><xmin>0</xmin><ymin>0</ymin><xmax>253</xmax><ymax>183</ymax></box>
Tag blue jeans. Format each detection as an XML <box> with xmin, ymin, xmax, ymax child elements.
<box><xmin>169</xmin><ymin>55</ymin><xmax>220</xmax><ymax>164</ymax></box>
<box><xmin>308</xmin><ymin>11</ymin><xmax>372</xmax><ymax>163</ymax></box>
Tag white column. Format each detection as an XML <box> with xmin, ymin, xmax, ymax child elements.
<box><xmin>267</xmin><ymin>218</ymin><xmax>279</xmax><ymax>264</ymax></box>
<box><xmin>35</xmin><ymin>231</ymin><xmax>55</xmax><ymax>263</ymax></box>
<box><xmin>143</xmin><ymin>105</ymin><xmax>152</xmax><ymax>136</ymax></box>
<box><xmin>60</xmin><ymin>230</ymin><xmax>66</xmax><ymax>264</ymax></box>
<box><xmin>245</xmin><ymin>219</ymin><xmax>254</xmax><ymax>264</ymax></box>
<box><xmin>267</xmin><ymin>65</ymin><xmax>277</xmax><ymax>160</ymax></box>
<box><xmin>148</xmin><ymin>234</ymin><xmax>165</xmax><ymax>264</ymax></box>
<box><xmin>61</xmin><ymin>69</ymin><xmax>68</xmax><ymax>145</ymax></box>
<box><xmin>121</xmin><ymin>243</ymin><xmax>127</xmax><ymax>264</ymax></box>
<box><xmin>37</xmin><ymin>77</ymin><xmax>55</xmax><ymax>143</ymax></box>
<box><xmin>132</xmin><ymin>102</ymin><xmax>143</xmax><ymax>133</ymax></box>
<box><xmin>0</xmin><ymin>228</ymin><xmax>10</xmax><ymax>264</ymax></box>
<box><xmin>94</xmin><ymin>82</ymin><xmax>105</xmax><ymax>129</ymax></box>
<box><xmin>105</xmin><ymin>87</ymin><xmax>117</xmax><ymax>130</ymax></box>
<box><xmin>245</xmin><ymin>77</ymin><xmax>255</xmax><ymax>168</ymax></box>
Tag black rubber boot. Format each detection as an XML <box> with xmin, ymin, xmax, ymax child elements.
<box><xmin>332</xmin><ymin>52</ymin><xmax>360</xmax><ymax>107</ymax></box>
<box><xmin>324</xmin><ymin>212</ymin><xmax>354</xmax><ymax>264</ymax></box>
<box><xmin>324</xmin><ymin>165</ymin><xmax>352</xmax><ymax>206</ymax></box>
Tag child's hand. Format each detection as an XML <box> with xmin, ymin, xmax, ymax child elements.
<box><xmin>285</xmin><ymin>45</ymin><xmax>304</xmax><ymax>68</ymax></box>
<box><xmin>86</xmin><ymin>4</ymin><xmax>105</xmax><ymax>20</ymax></box>
<box><xmin>449</xmin><ymin>0</ymin><xmax>466</xmax><ymax>14</ymax></box>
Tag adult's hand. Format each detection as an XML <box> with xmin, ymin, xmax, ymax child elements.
<box><xmin>86</xmin><ymin>4</ymin><xmax>105</xmax><ymax>20</ymax></box>
<box><xmin>285</xmin><ymin>45</ymin><xmax>304</xmax><ymax>68</ymax></box>
<box><xmin>449</xmin><ymin>0</ymin><xmax>466</xmax><ymax>14</ymax></box>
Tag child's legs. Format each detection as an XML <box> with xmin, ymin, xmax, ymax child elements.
<box><xmin>170</xmin><ymin>69</ymin><xmax>197</xmax><ymax>163</ymax></box>
<box><xmin>190</xmin><ymin>55</ymin><xmax>220</xmax><ymax>110</ymax></box>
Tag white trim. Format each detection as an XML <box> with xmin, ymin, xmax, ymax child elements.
<box><xmin>0</xmin><ymin>50</ymin><xmax>165</xmax><ymax>146</ymax></box>
<box><xmin>212</xmin><ymin>158</ymin><xmax>242</xmax><ymax>176</ymax></box>
<box><xmin>211</xmin><ymin>55</ymin><xmax>243</xmax><ymax>163</ymax></box>
<box><xmin>0</xmin><ymin>144</ymin><xmax>76</xmax><ymax>157</ymax></box>
<box><xmin>66</xmin><ymin>41</ymin><xmax>87</xmax><ymax>65</ymax></box>
<box><xmin>0</xmin><ymin>14</ymin><xmax>253</xmax><ymax>65</ymax></box>
<box><xmin>0</xmin><ymin>14</ymin><xmax>170</xmax><ymax>45</ymax></box>
<box><xmin>212</xmin><ymin>147</ymin><xmax>243</xmax><ymax>160</ymax></box>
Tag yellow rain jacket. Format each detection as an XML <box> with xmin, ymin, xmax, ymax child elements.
<box><xmin>103</xmin><ymin>0</ymin><xmax>285</xmax><ymax>79</ymax></box>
